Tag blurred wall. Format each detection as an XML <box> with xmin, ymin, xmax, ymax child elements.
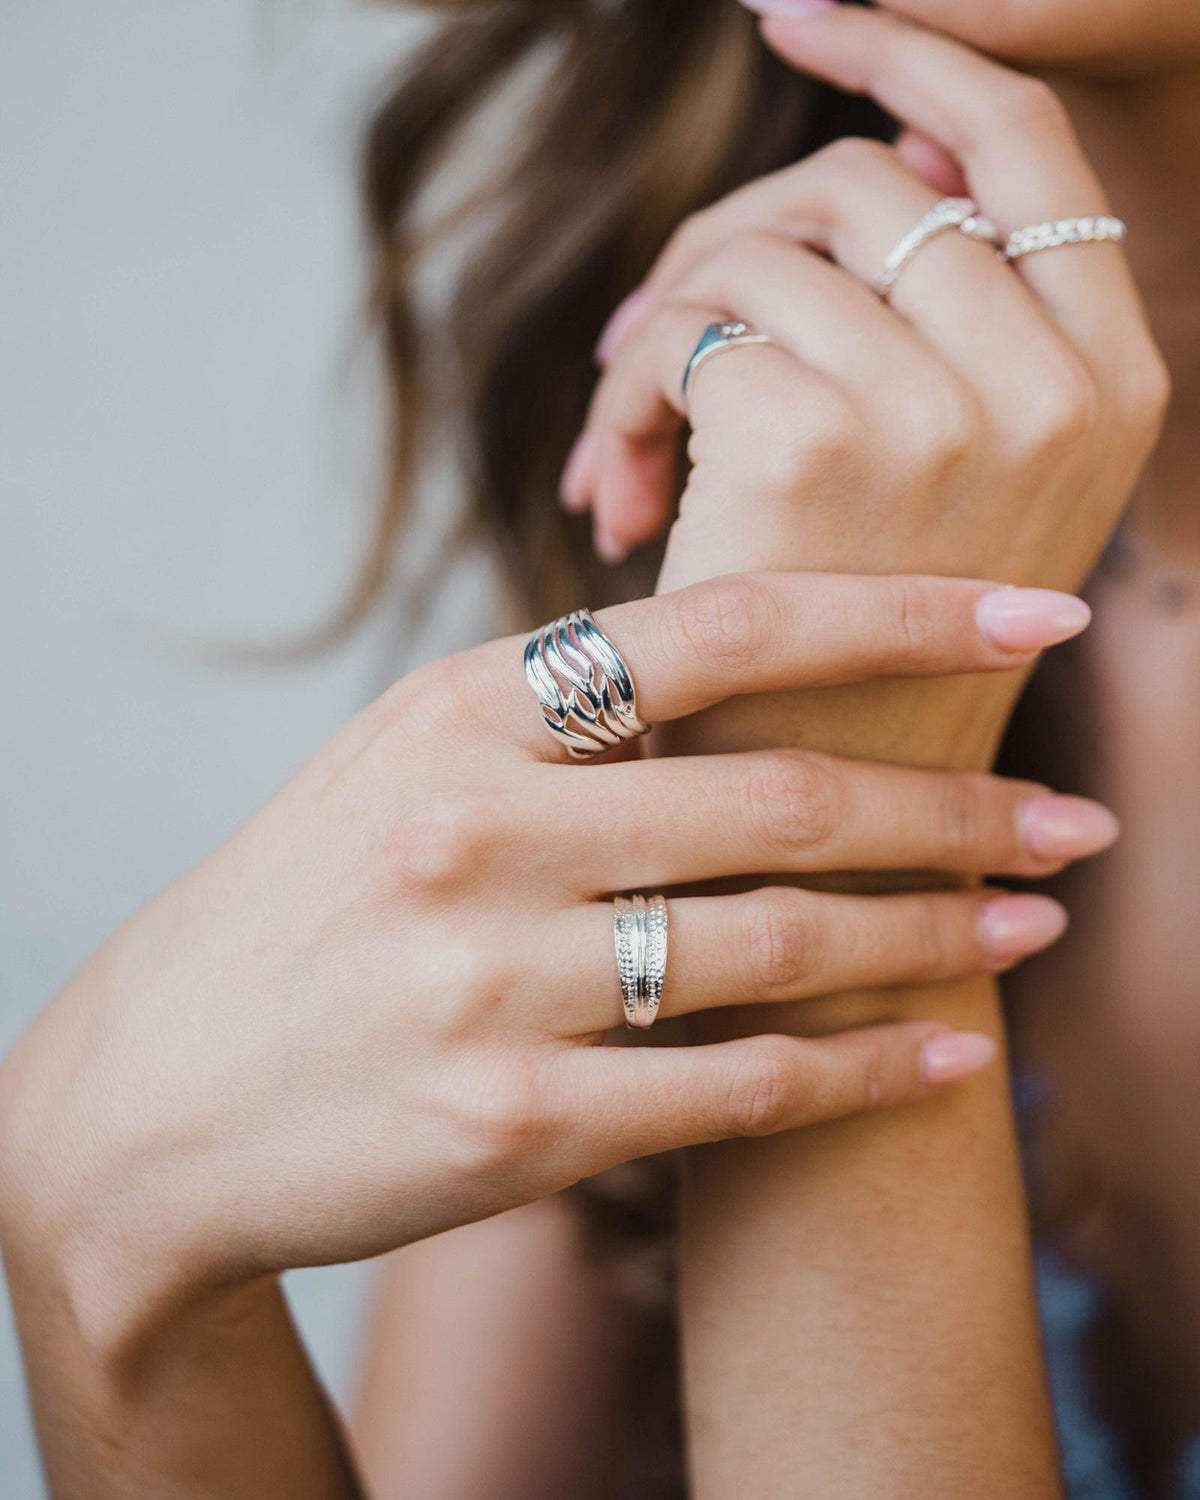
<box><xmin>0</xmin><ymin>2</ymin><xmax>489</xmax><ymax>1490</ymax></box>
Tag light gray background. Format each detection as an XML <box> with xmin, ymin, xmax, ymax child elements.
<box><xmin>1</xmin><ymin>3</ymin><xmax>500</xmax><ymax>1490</ymax></box>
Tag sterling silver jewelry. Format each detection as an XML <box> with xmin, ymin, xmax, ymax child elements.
<box><xmin>614</xmin><ymin>893</ymin><xmax>668</xmax><ymax>1030</ymax></box>
<box><xmin>524</xmin><ymin>609</ymin><xmax>649</xmax><ymax>760</ymax></box>
<box><xmin>682</xmin><ymin>320</ymin><xmax>772</xmax><ymax>416</ymax></box>
<box><xmin>876</xmin><ymin>197</ymin><xmax>999</xmax><ymax>298</ymax></box>
<box><xmin>1003</xmin><ymin>215</ymin><xmax>1126</xmax><ymax>262</ymax></box>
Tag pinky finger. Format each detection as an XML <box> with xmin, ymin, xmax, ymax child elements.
<box><xmin>563</xmin><ymin>1021</ymin><xmax>998</xmax><ymax>1168</ymax></box>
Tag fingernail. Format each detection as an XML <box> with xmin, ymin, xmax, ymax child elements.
<box><xmin>560</xmin><ymin>431</ymin><xmax>595</xmax><ymax>511</ymax></box>
<box><xmin>594</xmin><ymin>526</ymin><xmax>630</xmax><ymax>565</ymax></box>
<box><xmin>975</xmin><ymin>588</ymin><xmax>1091</xmax><ymax>653</ymax></box>
<box><xmin>739</xmin><ymin>0</ymin><xmax>839</xmax><ymax>17</ymax></box>
<box><xmin>1018</xmin><ymin>795</ymin><xmax>1121</xmax><ymax>862</ymax></box>
<box><xmin>921</xmin><ymin>1031</ymin><xmax>998</xmax><ymax>1087</ymax></box>
<box><xmin>978</xmin><ymin>893</ymin><xmax>1068</xmax><ymax>963</ymax></box>
<box><xmin>595</xmin><ymin>289</ymin><xmax>651</xmax><ymax>366</ymax></box>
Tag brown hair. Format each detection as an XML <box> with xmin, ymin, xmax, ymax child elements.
<box><xmin>349</xmin><ymin>0</ymin><xmax>888</xmax><ymax>636</ymax></box>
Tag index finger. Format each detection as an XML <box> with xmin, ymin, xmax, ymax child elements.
<box><xmin>478</xmin><ymin>571</ymin><xmax>1091</xmax><ymax>762</ymax></box>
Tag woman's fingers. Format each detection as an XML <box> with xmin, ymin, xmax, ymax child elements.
<box><xmin>599</xmin><ymin>139</ymin><xmax>1040</xmax><ymax>380</ymax></box>
<box><xmin>555</xmin><ymin>886</ymin><xmax>1067</xmax><ymax>1034</ymax></box>
<box><xmin>550</xmin><ymin>750</ymin><xmax>1118</xmax><ymax>892</ymax></box>
<box><xmin>584</xmin><ymin>297</ymin><xmax>835</xmax><ymax>554</ymax></box>
<box><xmin>754</xmin><ymin>4</ymin><xmax>1144</xmax><ymax>353</ymax></box>
<box><xmin>582</xmin><ymin>258</ymin><xmax>971</xmax><ymax>553</ymax></box>
<box><xmin>557</xmin><ymin>1021</ymin><xmax>998</xmax><ymax>1167</ymax></box>
<box><xmin>475</xmin><ymin>570</ymin><xmax>1092</xmax><ymax>762</ymax></box>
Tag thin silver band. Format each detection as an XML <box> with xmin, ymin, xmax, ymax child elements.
<box><xmin>681</xmin><ymin>321</ymin><xmax>772</xmax><ymax>416</ymax></box>
<box><xmin>1003</xmin><ymin>215</ymin><xmax>1126</xmax><ymax>262</ymax></box>
<box><xmin>614</xmin><ymin>893</ymin><xmax>668</xmax><ymax>1030</ymax></box>
<box><xmin>524</xmin><ymin>609</ymin><xmax>649</xmax><ymax>761</ymax></box>
<box><xmin>876</xmin><ymin>197</ymin><xmax>999</xmax><ymax>298</ymax></box>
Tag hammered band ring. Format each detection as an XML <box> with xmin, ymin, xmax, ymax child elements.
<box><xmin>876</xmin><ymin>196</ymin><xmax>999</xmax><ymax>299</ymax></box>
<box><xmin>614</xmin><ymin>894</ymin><xmax>668</xmax><ymax>1030</ymax></box>
<box><xmin>682</xmin><ymin>320</ymin><xmax>772</xmax><ymax>417</ymax></box>
<box><xmin>1003</xmin><ymin>215</ymin><xmax>1126</xmax><ymax>262</ymax></box>
<box><xmin>524</xmin><ymin>609</ymin><xmax>649</xmax><ymax>761</ymax></box>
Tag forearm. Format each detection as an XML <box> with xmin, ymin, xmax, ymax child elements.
<box><xmin>3</xmin><ymin>1243</ymin><xmax>363</xmax><ymax>1500</ymax></box>
<box><xmin>0</xmin><ymin>1049</ymin><xmax>362</xmax><ymax>1500</ymax></box>
<box><xmin>658</xmin><ymin>535</ymin><xmax>1062</xmax><ymax>1494</ymax></box>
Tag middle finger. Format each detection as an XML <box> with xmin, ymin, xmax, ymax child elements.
<box><xmin>545</xmin><ymin>750</ymin><xmax>1119</xmax><ymax>894</ymax></box>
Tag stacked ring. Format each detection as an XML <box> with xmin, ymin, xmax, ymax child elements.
<box><xmin>614</xmin><ymin>894</ymin><xmax>669</xmax><ymax>1030</ymax></box>
<box><xmin>1003</xmin><ymin>215</ymin><xmax>1126</xmax><ymax>262</ymax></box>
<box><xmin>876</xmin><ymin>196</ymin><xmax>999</xmax><ymax>298</ymax></box>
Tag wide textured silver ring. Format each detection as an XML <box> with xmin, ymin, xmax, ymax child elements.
<box><xmin>681</xmin><ymin>320</ymin><xmax>772</xmax><ymax>417</ymax></box>
<box><xmin>876</xmin><ymin>196</ymin><xmax>999</xmax><ymax>299</ymax></box>
<box><xmin>524</xmin><ymin>609</ymin><xmax>649</xmax><ymax>761</ymax></box>
<box><xmin>1003</xmin><ymin>215</ymin><xmax>1126</xmax><ymax>262</ymax></box>
<box><xmin>614</xmin><ymin>894</ymin><xmax>668</xmax><ymax>1030</ymax></box>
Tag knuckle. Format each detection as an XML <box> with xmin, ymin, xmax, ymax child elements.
<box><xmin>385</xmin><ymin>653</ymin><xmax>480</xmax><ymax>740</ymax></box>
<box><xmin>672</xmin><ymin>209</ymin><xmax>712</xmax><ymax>260</ymax></box>
<box><xmin>999</xmin><ymin>72</ymin><xmax>1071</xmax><ymax>137</ymax></box>
<box><xmin>671</xmin><ymin>574</ymin><xmax>774</xmax><ymax>675</ymax></box>
<box><xmin>460</xmin><ymin>1063</ymin><xmax>551</xmax><ymax>1171</ymax></box>
<box><xmin>1115</xmin><ymin>343</ymin><xmax>1172</xmax><ymax>447</ymax></box>
<box><xmin>906</xmin><ymin>383</ymin><xmax>979</xmax><ymax>481</ymax></box>
<box><xmin>857</xmin><ymin>1035</ymin><xmax>894</xmax><ymax>1113</ymax></box>
<box><xmin>742</xmin><ymin>889</ymin><xmax>817</xmax><ymax>996</ymax></box>
<box><xmin>936</xmin><ymin>773</ymin><xmax>992</xmax><ymax>862</ymax></box>
<box><xmin>744</xmin><ymin>752</ymin><xmax>841</xmax><ymax>856</ymax></box>
<box><xmin>877</xmin><ymin>575</ymin><xmax>939</xmax><ymax>663</ymax></box>
<box><xmin>715</xmin><ymin>226</ymin><xmax>782</xmax><ymax>274</ymax></box>
<box><xmin>816</xmin><ymin>134</ymin><xmax>895</xmax><ymax>183</ymax></box>
<box><xmin>910</xmin><ymin>893</ymin><xmax>958</xmax><ymax>977</ymax></box>
<box><xmin>391</xmin><ymin>793</ymin><xmax>496</xmax><ymax>894</ymax></box>
<box><xmin>724</xmin><ymin>1038</ymin><xmax>794</xmax><ymax>1137</ymax></box>
<box><xmin>1019</xmin><ymin>352</ymin><xmax>1099</xmax><ymax>462</ymax></box>
<box><xmin>754</xmin><ymin>394</ymin><xmax>862</xmax><ymax>497</ymax></box>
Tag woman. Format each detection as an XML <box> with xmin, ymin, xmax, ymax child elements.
<box><xmin>0</xmin><ymin>7</ymin><xmax>1176</xmax><ymax>1500</ymax></box>
<box><xmin>352</xmin><ymin>3</ymin><xmax>1189</xmax><ymax>1497</ymax></box>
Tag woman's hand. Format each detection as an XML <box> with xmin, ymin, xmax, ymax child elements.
<box><xmin>0</xmin><ymin>570</ymin><xmax>1111</xmax><ymax>1352</ymax></box>
<box><xmin>566</xmin><ymin>3</ymin><xmax>1168</xmax><ymax>607</ymax></box>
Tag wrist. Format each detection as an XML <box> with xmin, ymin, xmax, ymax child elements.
<box><xmin>0</xmin><ymin>979</ymin><xmax>248</xmax><ymax>1375</ymax></box>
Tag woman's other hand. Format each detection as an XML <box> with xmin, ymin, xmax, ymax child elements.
<box><xmin>567</xmin><ymin>4</ymin><xmax>1168</xmax><ymax>606</ymax></box>
<box><xmin>0</xmin><ymin>570</ymin><xmax>1112</xmax><ymax>1359</ymax></box>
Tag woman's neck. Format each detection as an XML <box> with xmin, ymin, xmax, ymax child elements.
<box><xmin>1054</xmin><ymin>65</ymin><xmax>1200</xmax><ymax>559</ymax></box>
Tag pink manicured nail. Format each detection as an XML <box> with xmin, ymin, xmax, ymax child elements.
<box><xmin>978</xmin><ymin>894</ymin><xmax>1068</xmax><ymax>963</ymax></box>
<box><xmin>739</xmin><ymin>0</ymin><xmax>839</xmax><ymax>17</ymax></box>
<box><xmin>921</xmin><ymin>1031</ymin><xmax>998</xmax><ymax>1087</ymax></box>
<box><xmin>595</xmin><ymin>289</ymin><xmax>651</xmax><ymax>366</ymax></box>
<box><xmin>974</xmin><ymin>588</ymin><xmax>1091</xmax><ymax>653</ymax></box>
<box><xmin>594</xmin><ymin>526</ymin><xmax>630</xmax><ymax>565</ymax></box>
<box><xmin>1018</xmin><ymin>795</ymin><xmax>1121</xmax><ymax>862</ymax></box>
<box><xmin>560</xmin><ymin>431</ymin><xmax>595</xmax><ymax>511</ymax></box>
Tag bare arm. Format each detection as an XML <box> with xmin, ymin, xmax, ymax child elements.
<box><xmin>351</xmin><ymin>1198</ymin><xmax>654</xmax><ymax>1500</ymax></box>
<box><xmin>1</xmin><ymin>1249</ymin><xmax>363</xmax><ymax>1500</ymax></box>
<box><xmin>665</xmin><ymin>677</ymin><xmax>1057</xmax><ymax>1498</ymax></box>
<box><xmin>3</xmin><ymin>572</ymin><xmax>1047</xmax><ymax>1495</ymax></box>
<box><xmin>569</xmin><ymin>12</ymin><xmax>1169</xmax><ymax>1492</ymax></box>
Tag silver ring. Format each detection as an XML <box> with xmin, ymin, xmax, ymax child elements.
<box><xmin>614</xmin><ymin>894</ymin><xmax>668</xmax><ymax>1030</ymax></box>
<box><xmin>876</xmin><ymin>197</ymin><xmax>999</xmax><ymax>298</ymax></box>
<box><xmin>1003</xmin><ymin>215</ymin><xmax>1126</xmax><ymax>262</ymax></box>
<box><xmin>681</xmin><ymin>320</ymin><xmax>772</xmax><ymax>417</ymax></box>
<box><xmin>524</xmin><ymin>609</ymin><xmax>649</xmax><ymax>760</ymax></box>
